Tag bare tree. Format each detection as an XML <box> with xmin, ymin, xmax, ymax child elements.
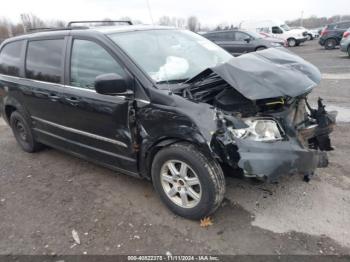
<box><xmin>0</xmin><ymin>18</ymin><xmax>12</xmax><ymax>40</ymax></box>
<box><xmin>187</xmin><ymin>16</ymin><xmax>199</xmax><ymax>32</ymax></box>
<box><xmin>20</xmin><ymin>13</ymin><xmax>45</xmax><ymax>32</ymax></box>
<box><xmin>158</xmin><ymin>16</ymin><xmax>172</xmax><ymax>26</ymax></box>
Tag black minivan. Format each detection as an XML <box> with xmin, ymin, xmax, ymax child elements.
<box><xmin>0</xmin><ymin>23</ymin><xmax>336</xmax><ymax>219</ymax></box>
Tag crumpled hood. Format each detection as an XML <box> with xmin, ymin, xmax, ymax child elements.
<box><xmin>207</xmin><ymin>47</ymin><xmax>321</xmax><ymax>100</ymax></box>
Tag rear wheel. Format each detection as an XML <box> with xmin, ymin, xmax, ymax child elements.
<box><xmin>287</xmin><ymin>38</ymin><xmax>296</xmax><ymax>47</ymax></box>
<box><xmin>10</xmin><ymin>111</ymin><xmax>42</xmax><ymax>153</ymax></box>
<box><xmin>325</xmin><ymin>38</ymin><xmax>337</xmax><ymax>50</ymax></box>
<box><xmin>151</xmin><ymin>142</ymin><xmax>225</xmax><ymax>220</ymax></box>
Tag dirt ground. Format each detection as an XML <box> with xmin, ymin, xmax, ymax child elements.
<box><xmin>0</xmin><ymin>40</ymin><xmax>349</xmax><ymax>255</ymax></box>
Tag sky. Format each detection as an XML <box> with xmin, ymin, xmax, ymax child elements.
<box><xmin>1</xmin><ymin>0</ymin><xmax>349</xmax><ymax>27</ymax></box>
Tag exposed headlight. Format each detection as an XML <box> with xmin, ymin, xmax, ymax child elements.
<box><xmin>229</xmin><ymin>118</ymin><xmax>284</xmax><ymax>142</ymax></box>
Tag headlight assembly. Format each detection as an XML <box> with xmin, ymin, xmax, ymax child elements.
<box><xmin>229</xmin><ymin>118</ymin><xmax>284</xmax><ymax>142</ymax></box>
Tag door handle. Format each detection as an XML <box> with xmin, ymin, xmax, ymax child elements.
<box><xmin>48</xmin><ymin>94</ymin><xmax>60</xmax><ymax>100</ymax></box>
<box><xmin>65</xmin><ymin>97</ymin><xmax>79</xmax><ymax>104</ymax></box>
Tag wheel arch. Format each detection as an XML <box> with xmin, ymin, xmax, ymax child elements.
<box><xmin>255</xmin><ymin>46</ymin><xmax>267</xmax><ymax>51</ymax></box>
<box><xmin>3</xmin><ymin>98</ymin><xmax>31</xmax><ymax>124</ymax></box>
<box><xmin>140</xmin><ymin>136</ymin><xmax>214</xmax><ymax>180</ymax></box>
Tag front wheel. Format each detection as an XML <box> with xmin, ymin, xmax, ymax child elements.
<box><xmin>287</xmin><ymin>38</ymin><xmax>297</xmax><ymax>47</ymax></box>
<box><xmin>151</xmin><ymin>142</ymin><xmax>225</xmax><ymax>220</ymax></box>
<box><xmin>306</xmin><ymin>34</ymin><xmax>313</xmax><ymax>41</ymax></box>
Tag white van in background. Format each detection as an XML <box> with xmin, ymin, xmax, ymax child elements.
<box><xmin>240</xmin><ymin>20</ymin><xmax>307</xmax><ymax>47</ymax></box>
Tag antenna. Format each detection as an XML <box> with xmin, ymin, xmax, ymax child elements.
<box><xmin>146</xmin><ymin>0</ymin><xmax>154</xmax><ymax>25</ymax></box>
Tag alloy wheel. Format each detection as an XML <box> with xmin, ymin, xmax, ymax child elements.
<box><xmin>160</xmin><ymin>160</ymin><xmax>202</xmax><ymax>209</ymax></box>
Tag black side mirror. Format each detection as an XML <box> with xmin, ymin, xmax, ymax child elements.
<box><xmin>94</xmin><ymin>73</ymin><xmax>130</xmax><ymax>96</ymax></box>
<box><xmin>244</xmin><ymin>37</ymin><xmax>251</xmax><ymax>43</ymax></box>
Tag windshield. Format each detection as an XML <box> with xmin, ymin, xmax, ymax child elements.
<box><xmin>280</xmin><ymin>24</ymin><xmax>290</xmax><ymax>31</ymax></box>
<box><xmin>108</xmin><ymin>29</ymin><xmax>232</xmax><ymax>83</ymax></box>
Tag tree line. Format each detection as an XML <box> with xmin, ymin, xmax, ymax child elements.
<box><xmin>1</xmin><ymin>13</ymin><xmax>350</xmax><ymax>43</ymax></box>
<box><xmin>0</xmin><ymin>13</ymin><xmax>202</xmax><ymax>43</ymax></box>
<box><xmin>286</xmin><ymin>14</ymin><xmax>350</xmax><ymax>28</ymax></box>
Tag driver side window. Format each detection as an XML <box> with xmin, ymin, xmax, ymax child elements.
<box><xmin>70</xmin><ymin>39</ymin><xmax>125</xmax><ymax>89</ymax></box>
<box><xmin>234</xmin><ymin>32</ymin><xmax>249</xmax><ymax>41</ymax></box>
<box><xmin>272</xmin><ymin>26</ymin><xmax>282</xmax><ymax>34</ymax></box>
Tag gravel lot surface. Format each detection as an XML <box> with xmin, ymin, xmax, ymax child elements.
<box><xmin>0</xmin><ymin>40</ymin><xmax>349</xmax><ymax>255</ymax></box>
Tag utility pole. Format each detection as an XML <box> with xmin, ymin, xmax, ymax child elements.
<box><xmin>300</xmin><ymin>10</ymin><xmax>304</xmax><ymax>27</ymax></box>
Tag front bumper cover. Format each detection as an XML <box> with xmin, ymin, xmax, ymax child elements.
<box><xmin>235</xmin><ymin>137</ymin><xmax>329</xmax><ymax>182</ymax></box>
<box><xmin>218</xmin><ymin>99</ymin><xmax>336</xmax><ymax>182</ymax></box>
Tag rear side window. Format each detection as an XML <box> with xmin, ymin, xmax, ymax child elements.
<box><xmin>70</xmin><ymin>39</ymin><xmax>125</xmax><ymax>89</ymax></box>
<box><xmin>207</xmin><ymin>32</ymin><xmax>233</xmax><ymax>41</ymax></box>
<box><xmin>26</xmin><ymin>39</ymin><xmax>64</xmax><ymax>83</ymax></box>
<box><xmin>0</xmin><ymin>41</ymin><xmax>24</xmax><ymax>77</ymax></box>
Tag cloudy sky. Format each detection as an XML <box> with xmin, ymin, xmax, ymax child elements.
<box><xmin>1</xmin><ymin>0</ymin><xmax>349</xmax><ymax>26</ymax></box>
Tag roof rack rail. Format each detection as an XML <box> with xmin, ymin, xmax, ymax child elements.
<box><xmin>67</xmin><ymin>20</ymin><xmax>132</xmax><ymax>27</ymax></box>
<box><xmin>27</xmin><ymin>26</ymin><xmax>88</xmax><ymax>33</ymax></box>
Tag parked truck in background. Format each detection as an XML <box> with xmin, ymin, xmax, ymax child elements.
<box><xmin>240</xmin><ymin>20</ymin><xmax>307</xmax><ymax>47</ymax></box>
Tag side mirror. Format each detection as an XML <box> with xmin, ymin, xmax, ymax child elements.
<box><xmin>94</xmin><ymin>73</ymin><xmax>129</xmax><ymax>96</ymax></box>
<box><xmin>244</xmin><ymin>37</ymin><xmax>251</xmax><ymax>43</ymax></box>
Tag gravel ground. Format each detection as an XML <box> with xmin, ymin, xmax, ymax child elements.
<box><xmin>0</xmin><ymin>40</ymin><xmax>349</xmax><ymax>255</ymax></box>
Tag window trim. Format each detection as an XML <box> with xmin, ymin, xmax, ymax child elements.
<box><xmin>66</xmin><ymin>36</ymin><xmax>129</xmax><ymax>90</ymax></box>
<box><xmin>0</xmin><ymin>40</ymin><xmax>26</xmax><ymax>77</ymax></box>
<box><xmin>24</xmin><ymin>37</ymin><xmax>67</xmax><ymax>85</ymax></box>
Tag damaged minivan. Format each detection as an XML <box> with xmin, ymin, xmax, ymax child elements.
<box><xmin>0</xmin><ymin>23</ymin><xmax>336</xmax><ymax>219</ymax></box>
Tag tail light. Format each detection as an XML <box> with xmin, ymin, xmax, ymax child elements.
<box><xmin>320</xmin><ymin>27</ymin><xmax>328</xmax><ymax>37</ymax></box>
<box><xmin>343</xmin><ymin>31</ymin><xmax>350</xmax><ymax>38</ymax></box>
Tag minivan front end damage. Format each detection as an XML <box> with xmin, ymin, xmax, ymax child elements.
<box><xmin>173</xmin><ymin>47</ymin><xmax>337</xmax><ymax>181</ymax></box>
<box><xmin>210</xmin><ymin>97</ymin><xmax>336</xmax><ymax>182</ymax></box>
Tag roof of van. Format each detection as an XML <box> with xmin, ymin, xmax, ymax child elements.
<box><xmin>1</xmin><ymin>25</ymin><xmax>176</xmax><ymax>44</ymax></box>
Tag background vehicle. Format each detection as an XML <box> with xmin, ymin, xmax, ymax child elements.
<box><xmin>203</xmin><ymin>30</ymin><xmax>282</xmax><ymax>56</ymax></box>
<box><xmin>340</xmin><ymin>28</ymin><xmax>350</xmax><ymax>56</ymax></box>
<box><xmin>240</xmin><ymin>20</ymin><xmax>307</xmax><ymax>47</ymax></box>
<box><xmin>293</xmin><ymin>26</ymin><xmax>318</xmax><ymax>40</ymax></box>
<box><xmin>319</xmin><ymin>21</ymin><xmax>350</xmax><ymax>49</ymax></box>
<box><xmin>259</xmin><ymin>32</ymin><xmax>286</xmax><ymax>46</ymax></box>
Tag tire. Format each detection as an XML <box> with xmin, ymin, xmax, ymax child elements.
<box><xmin>10</xmin><ymin>111</ymin><xmax>42</xmax><ymax>153</ymax></box>
<box><xmin>306</xmin><ymin>34</ymin><xmax>313</xmax><ymax>41</ymax></box>
<box><xmin>287</xmin><ymin>38</ymin><xmax>297</xmax><ymax>47</ymax></box>
<box><xmin>255</xmin><ymin>46</ymin><xmax>267</xmax><ymax>51</ymax></box>
<box><xmin>347</xmin><ymin>46</ymin><xmax>350</xmax><ymax>57</ymax></box>
<box><xmin>325</xmin><ymin>38</ymin><xmax>337</xmax><ymax>50</ymax></box>
<box><xmin>151</xmin><ymin>142</ymin><xmax>225</xmax><ymax>220</ymax></box>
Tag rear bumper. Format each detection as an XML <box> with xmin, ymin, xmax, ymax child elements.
<box><xmin>319</xmin><ymin>38</ymin><xmax>325</xmax><ymax>46</ymax></box>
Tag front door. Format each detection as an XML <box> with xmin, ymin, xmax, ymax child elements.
<box><xmin>232</xmin><ymin>31</ymin><xmax>254</xmax><ymax>55</ymax></box>
<box><xmin>60</xmin><ymin>38</ymin><xmax>138</xmax><ymax>175</ymax></box>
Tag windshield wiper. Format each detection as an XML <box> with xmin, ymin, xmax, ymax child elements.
<box><xmin>156</xmin><ymin>78</ymin><xmax>189</xmax><ymax>85</ymax></box>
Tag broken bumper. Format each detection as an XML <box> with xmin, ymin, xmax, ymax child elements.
<box><xmin>235</xmin><ymin>138</ymin><xmax>329</xmax><ymax>182</ymax></box>
<box><xmin>233</xmin><ymin>110</ymin><xmax>336</xmax><ymax>182</ymax></box>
